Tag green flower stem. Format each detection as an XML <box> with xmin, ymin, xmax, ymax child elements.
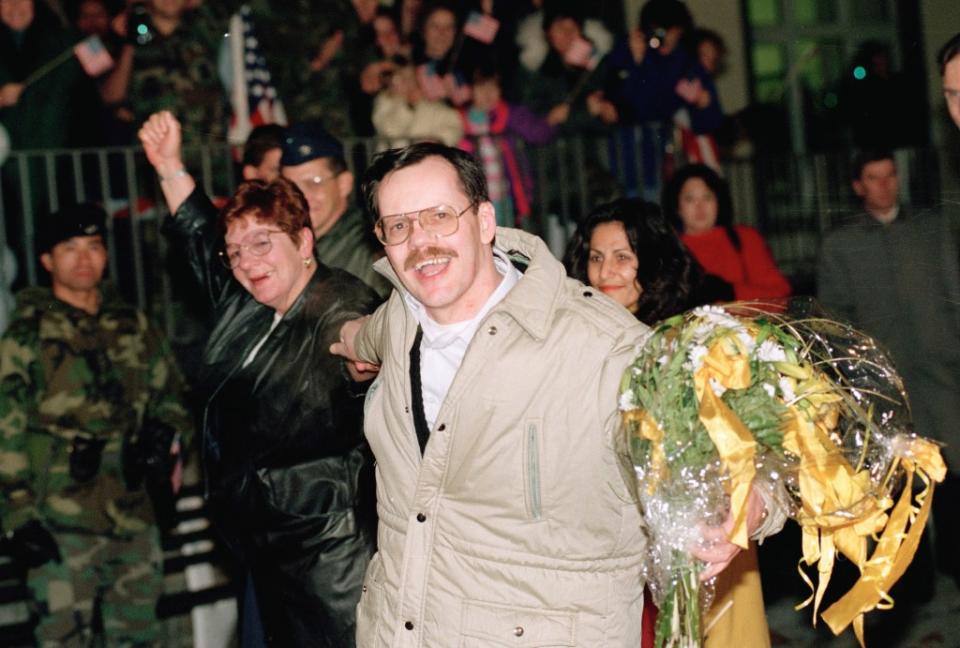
<box><xmin>654</xmin><ymin>552</ymin><xmax>704</xmax><ymax>648</ymax></box>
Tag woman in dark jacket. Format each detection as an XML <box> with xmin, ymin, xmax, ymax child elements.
<box><xmin>157</xmin><ymin>170</ymin><xmax>379</xmax><ymax>645</ymax></box>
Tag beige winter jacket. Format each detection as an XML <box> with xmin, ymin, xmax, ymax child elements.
<box><xmin>354</xmin><ymin>228</ymin><xmax>651</xmax><ymax>647</ymax></box>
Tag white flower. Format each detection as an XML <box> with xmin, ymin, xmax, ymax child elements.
<box><xmin>710</xmin><ymin>377</ymin><xmax>727</xmax><ymax>397</ymax></box>
<box><xmin>757</xmin><ymin>339</ymin><xmax>787</xmax><ymax>362</ymax></box>
<box><xmin>689</xmin><ymin>344</ymin><xmax>708</xmax><ymax>372</ymax></box>
<box><xmin>619</xmin><ymin>391</ymin><xmax>636</xmax><ymax>411</ymax></box>
<box><xmin>779</xmin><ymin>377</ymin><xmax>796</xmax><ymax>402</ymax></box>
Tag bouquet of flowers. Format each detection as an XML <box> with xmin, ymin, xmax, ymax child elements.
<box><xmin>619</xmin><ymin>303</ymin><xmax>946</xmax><ymax>648</ymax></box>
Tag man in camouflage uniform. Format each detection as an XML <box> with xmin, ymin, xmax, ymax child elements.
<box><xmin>246</xmin><ymin>0</ymin><xmax>377</xmax><ymax>138</ymax></box>
<box><xmin>279</xmin><ymin>120</ymin><xmax>392</xmax><ymax>297</ymax></box>
<box><xmin>0</xmin><ymin>204</ymin><xmax>193</xmax><ymax>647</ymax></box>
<box><xmin>104</xmin><ymin>0</ymin><xmax>231</xmax><ymax>144</ymax></box>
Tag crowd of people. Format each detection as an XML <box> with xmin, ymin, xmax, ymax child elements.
<box><xmin>2</xmin><ymin>0</ymin><xmax>960</xmax><ymax>645</ymax></box>
<box><xmin>1</xmin><ymin>0</ymin><xmax>733</xmax><ymax>222</ymax></box>
<box><xmin>0</xmin><ymin>0</ymin><xmax>726</xmax><ymax>147</ymax></box>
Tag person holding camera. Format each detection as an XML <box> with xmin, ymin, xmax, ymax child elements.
<box><xmin>604</xmin><ymin>0</ymin><xmax>723</xmax><ymax>136</ymax></box>
<box><xmin>0</xmin><ymin>203</ymin><xmax>194</xmax><ymax>646</ymax></box>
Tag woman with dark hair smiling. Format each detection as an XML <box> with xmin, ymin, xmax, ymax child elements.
<box><xmin>663</xmin><ymin>163</ymin><xmax>791</xmax><ymax>301</ymax></box>
<box><xmin>565</xmin><ymin>196</ymin><xmax>771</xmax><ymax>648</ymax></box>
<box><xmin>565</xmin><ymin>197</ymin><xmax>731</xmax><ymax>322</ymax></box>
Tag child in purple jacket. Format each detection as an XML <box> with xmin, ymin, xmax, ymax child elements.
<box><xmin>457</xmin><ymin>68</ymin><xmax>561</xmax><ymax>227</ymax></box>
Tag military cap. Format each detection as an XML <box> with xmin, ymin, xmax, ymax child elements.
<box><xmin>281</xmin><ymin>121</ymin><xmax>344</xmax><ymax>166</ymax></box>
<box><xmin>40</xmin><ymin>203</ymin><xmax>107</xmax><ymax>253</ymax></box>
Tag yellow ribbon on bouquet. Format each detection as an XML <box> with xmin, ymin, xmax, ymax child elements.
<box><xmin>692</xmin><ymin>336</ymin><xmax>757</xmax><ymax>549</ymax></box>
<box><xmin>623</xmin><ymin>409</ymin><xmax>666</xmax><ymax>494</ymax></box>
<box><xmin>818</xmin><ymin>437</ymin><xmax>945</xmax><ymax>646</ymax></box>
<box><xmin>783</xmin><ymin>406</ymin><xmax>946</xmax><ymax>647</ymax></box>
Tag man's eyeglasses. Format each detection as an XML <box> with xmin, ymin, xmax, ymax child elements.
<box><xmin>293</xmin><ymin>175</ymin><xmax>336</xmax><ymax>194</ymax></box>
<box><xmin>374</xmin><ymin>203</ymin><xmax>475</xmax><ymax>246</ymax></box>
<box><xmin>219</xmin><ymin>230</ymin><xmax>284</xmax><ymax>268</ymax></box>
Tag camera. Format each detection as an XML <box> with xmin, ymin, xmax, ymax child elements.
<box><xmin>647</xmin><ymin>27</ymin><xmax>667</xmax><ymax>50</ymax></box>
<box><xmin>128</xmin><ymin>1</ymin><xmax>155</xmax><ymax>46</ymax></box>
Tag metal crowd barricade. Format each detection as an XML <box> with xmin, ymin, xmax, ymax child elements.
<box><xmin>0</xmin><ymin>134</ymin><xmax>949</xmax><ymax>339</ymax></box>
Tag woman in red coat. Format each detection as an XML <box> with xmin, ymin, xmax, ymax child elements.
<box><xmin>663</xmin><ymin>164</ymin><xmax>791</xmax><ymax>301</ymax></box>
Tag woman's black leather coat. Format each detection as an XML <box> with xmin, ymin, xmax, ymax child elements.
<box><xmin>165</xmin><ymin>189</ymin><xmax>380</xmax><ymax>647</ymax></box>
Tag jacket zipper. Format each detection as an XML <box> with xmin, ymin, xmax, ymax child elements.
<box><xmin>527</xmin><ymin>422</ymin><xmax>542</xmax><ymax>520</ymax></box>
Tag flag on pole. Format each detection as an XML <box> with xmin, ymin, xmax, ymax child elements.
<box><xmin>463</xmin><ymin>11</ymin><xmax>499</xmax><ymax>44</ymax></box>
<box><xmin>73</xmin><ymin>36</ymin><xmax>114</xmax><ymax>77</ymax></box>
<box><xmin>563</xmin><ymin>36</ymin><xmax>599</xmax><ymax>70</ymax></box>
<box><xmin>227</xmin><ymin>5</ymin><xmax>287</xmax><ymax>146</ymax></box>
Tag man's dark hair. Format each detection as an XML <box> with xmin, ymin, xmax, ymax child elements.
<box><xmin>242</xmin><ymin>124</ymin><xmax>285</xmax><ymax>169</ymax></box>
<box><xmin>938</xmin><ymin>33</ymin><xmax>960</xmax><ymax>76</ymax></box>
<box><xmin>542</xmin><ymin>1</ymin><xmax>586</xmax><ymax>32</ymax></box>
<box><xmin>639</xmin><ymin>0</ymin><xmax>693</xmax><ymax>35</ymax></box>
<box><xmin>564</xmin><ymin>198</ymin><xmax>701</xmax><ymax>324</ymax></box>
<box><xmin>361</xmin><ymin>143</ymin><xmax>489</xmax><ymax>224</ymax></box>
<box><xmin>662</xmin><ymin>163</ymin><xmax>740</xmax><ymax>250</ymax></box>
<box><xmin>416</xmin><ymin>0</ymin><xmax>461</xmax><ymax>35</ymax></box>
<box><xmin>850</xmin><ymin>149</ymin><xmax>895</xmax><ymax>182</ymax></box>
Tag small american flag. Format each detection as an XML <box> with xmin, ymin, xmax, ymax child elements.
<box><xmin>463</xmin><ymin>11</ymin><xmax>499</xmax><ymax>44</ymax></box>
<box><xmin>227</xmin><ymin>5</ymin><xmax>287</xmax><ymax>145</ymax></box>
<box><xmin>417</xmin><ymin>64</ymin><xmax>447</xmax><ymax>101</ymax></box>
<box><xmin>73</xmin><ymin>36</ymin><xmax>113</xmax><ymax>77</ymax></box>
<box><xmin>563</xmin><ymin>36</ymin><xmax>598</xmax><ymax>70</ymax></box>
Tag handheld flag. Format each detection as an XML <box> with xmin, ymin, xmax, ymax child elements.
<box><xmin>73</xmin><ymin>36</ymin><xmax>114</xmax><ymax>77</ymax></box>
<box><xmin>463</xmin><ymin>11</ymin><xmax>499</xmax><ymax>44</ymax></box>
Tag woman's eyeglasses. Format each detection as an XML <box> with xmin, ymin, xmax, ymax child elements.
<box><xmin>219</xmin><ymin>230</ymin><xmax>285</xmax><ymax>269</ymax></box>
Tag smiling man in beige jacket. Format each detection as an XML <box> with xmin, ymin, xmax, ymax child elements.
<box><xmin>333</xmin><ymin>143</ymin><xmax>779</xmax><ymax>647</ymax></box>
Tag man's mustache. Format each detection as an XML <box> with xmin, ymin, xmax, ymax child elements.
<box><xmin>404</xmin><ymin>246</ymin><xmax>460</xmax><ymax>271</ymax></box>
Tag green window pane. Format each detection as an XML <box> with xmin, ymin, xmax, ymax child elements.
<box><xmin>753</xmin><ymin>43</ymin><xmax>786</xmax><ymax>77</ymax></box>
<box><xmin>747</xmin><ymin>0</ymin><xmax>780</xmax><ymax>26</ymax></box>
<box><xmin>793</xmin><ymin>0</ymin><xmax>837</xmax><ymax>25</ymax></box>
<box><xmin>755</xmin><ymin>79</ymin><xmax>784</xmax><ymax>103</ymax></box>
<box><xmin>797</xmin><ymin>40</ymin><xmax>845</xmax><ymax>91</ymax></box>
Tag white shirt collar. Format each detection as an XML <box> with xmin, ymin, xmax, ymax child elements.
<box><xmin>869</xmin><ymin>205</ymin><xmax>899</xmax><ymax>224</ymax></box>
<box><xmin>404</xmin><ymin>247</ymin><xmax>521</xmax><ymax>349</ymax></box>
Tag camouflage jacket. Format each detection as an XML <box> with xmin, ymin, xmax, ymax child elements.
<box><xmin>0</xmin><ymin>284</ymin><xmax>193</xmax><ymax>537</ymax></box>
<box><xmin>246</xmin><ymin>0</ymin><xmax>377</xmax><ymax>137</ymax></box>
<box><xmin>315</xmin><ymin>206</ymin><xmax>392</xmax><ymax>298</ymax></box>
<box><xmin>129</xmin><ymin>9</ymin><xmax>228</xmax><ymax>144</ymax></box>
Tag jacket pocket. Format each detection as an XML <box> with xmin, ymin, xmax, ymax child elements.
<box><xmin>459</xmin><ymin>599</ymin><xmax>576</xmax><ymax>647</ymax></box>
<box><xmin>356</xmin><ymin>553</ymin><xmax>385</xmax><ymax>646</ymax></box>
<box><xmin>523</xmin><ymin>420</ymin><xmax>542</xmax><ymax>520</ymax></box>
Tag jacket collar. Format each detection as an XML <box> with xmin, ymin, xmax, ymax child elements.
<box><xmin>373</xmin><ymin>227</ymin><xmax>563</xmax><ymax>341</ymax></box>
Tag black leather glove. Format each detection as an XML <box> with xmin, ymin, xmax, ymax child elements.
<box><xmin>3</xmin><ymin>520</ymin><xmax>61</xmax><ymax>570</ymax></box>
<box><xmin>69</xmin><ymin>434</ymin><xmax>107</xmax><ymax>483</ymax></box>
<box><xmin>123</xmin><ymin>419</ymin><xmax>179</xmax><ymax>530</ymax></box>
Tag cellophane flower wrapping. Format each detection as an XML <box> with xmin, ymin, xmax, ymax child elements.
<box><xmin>619</xmin><ymin>300</ymin><xmax>946</xmax><ymax>648</ymax></box>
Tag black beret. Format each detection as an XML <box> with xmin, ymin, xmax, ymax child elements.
<box><xmin>39</xmin><ymin>203</ymin><xmax>107</xmax><ymax>253</ymax></box>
